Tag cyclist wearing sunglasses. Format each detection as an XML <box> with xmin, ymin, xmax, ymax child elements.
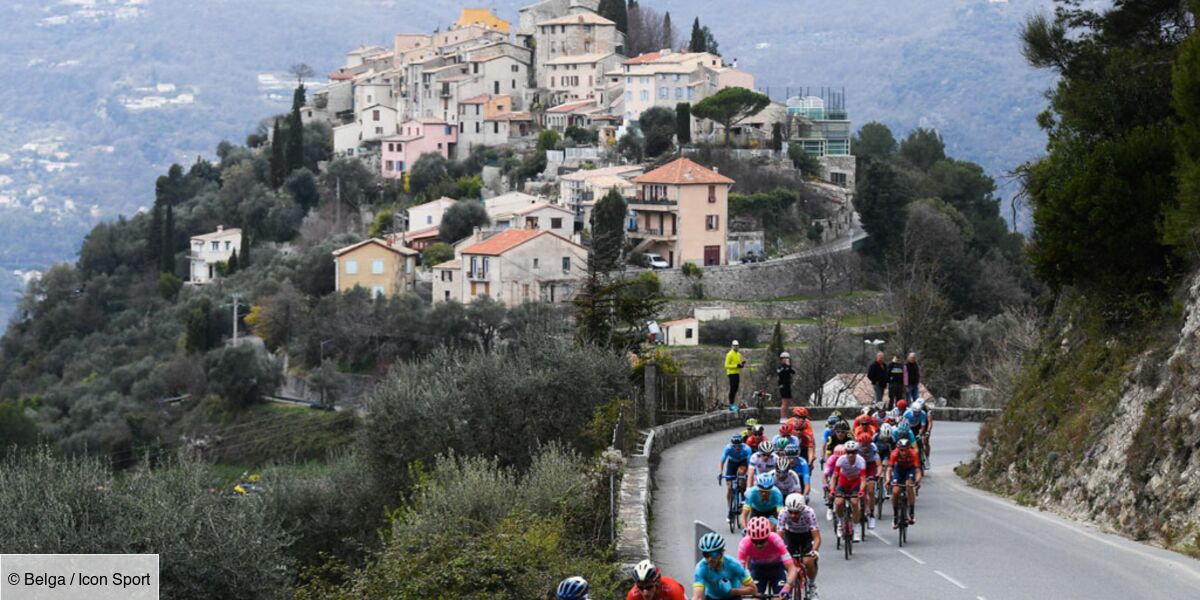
<box><xmin>627</xmin><ymin>560</ymin><xmax>687</xmax><ymax>600</ymax></box>
<box><xmin>741</xmin><ymin>472</ymin><xmax>784</xmax><ymax>529</ymax></box>
<box><xmin>778</xmin><ymin>493</ymin><xmax>821</xmax><ymax>599</ymax></box>
<box><xmin>737</xmin><ymin>516</ymin><xmax>801</xmax><ymax>598</ymax></box>
<box><xmin>693</xmin><ymin>533</ymin><xmax>756</xmax><ymax>600</ymax></box>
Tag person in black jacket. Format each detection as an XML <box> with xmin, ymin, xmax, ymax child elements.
<box><xmin>887</xmin><ymin>355</ymin><xmax>905</xmax><ymax>409</ymax></box>
<box><xmin>867</xmin><ymin>351</ymin><xmax>888</xmax><ymax>408</ymax></box>
<box><xmin>905</xmin><ymin>352</ymin><xmax>921</xmax><ymax>403</ymax></box>
<box><xmin>777</xmin><ymin>352</ymin><xmax>796</xmax><ymax>424</ymax></box>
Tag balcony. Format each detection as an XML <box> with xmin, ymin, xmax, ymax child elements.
<box><xmin>467</xmin><ymin>269</ymin><xmax>489</xmax><ymax>281</ymax></box>
<box><xmin>627</xmin><ymin>226</ymin><xmax>677</xmax><ymax>241</ymax></box>
<box><xmin>627</xmin><ymin>195</ymin><xmax>675</xmax><ymax>209</ymax></box>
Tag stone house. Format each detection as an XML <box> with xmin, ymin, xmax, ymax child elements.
<box><xmin>629</xmin><ymin>157</ymin><xmax>733</xmax><ymax>267</ymax></box>
<box><xmin>534</xmin><ymin>11</ymin><xmax>623</xmax><ymax>88</ymax></box>
<box><xmin>189</xmin><ymin>226</ymin><xmax>242</xmax><ymax>284</ymax></box>
<box><xmin>432</xmin><ymin>228</ymin><xmax>588</xmax><ymax>306</ymax></box>
<box><xmin>544</xmin><ymin>52</ymin><xmax>623</xmax><ymax>103</ymax></box>
<box><xmin>332</xmin><ymin>238</ymin><xmax>419</xmax><ymax>298</ymax></box>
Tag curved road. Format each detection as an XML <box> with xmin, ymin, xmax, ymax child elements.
<box><xmin>651</xmin><ymin>421</ymin><xmax>1200</xmax><ymax>599</ymax></box>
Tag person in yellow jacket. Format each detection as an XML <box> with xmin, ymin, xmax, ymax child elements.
<box><xmin>725</xmin><ymin>340</ymin><xmax>747</xmax><ymax>411</ymax></box>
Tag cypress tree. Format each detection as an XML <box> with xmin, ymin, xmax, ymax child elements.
<box><xmin>662</xmin><ymin>12</ymin><xmax>674</xmax><ymax>50</ymax></box>
<box><xmin>227</xmin><ymin>249</ymin><xmax>239</xmax><ymax>274</ymax></box>
<box><xmin>675</xmin><ymin>102</ymin><xmax>691</xmax><ymax>144</ymax></box>
<box><xmin>240</xmin><ymin>231</ymin><xmax>251</xmax><ymax>269</ymax></box>
<box><xmin>689</xmin><ymin>18</ymin><xmax>705</xmax><ymax>53</ymax></box>
<box><xmin>269</xmin><ymin>119</ymin><xmax>286</xmax><ymax>188</ymax></box>
<box><xmin>161</xmin><ymin>203</ymin><xmax>175</xmax><ymax>274</ymax></box>
<box><xmin>147</xmin><ymin>200</ymin><xmax>162</xmax><ymax>266</ymax></box>
<box><xmin>599</xmin><ymin>0</ymin><xmax>628</xmax><ymax>34</ymax></box>
<box><xmin>286</xmin><ymin>85</ymin><xmax>306</xmax><ymax>174</ymax></box>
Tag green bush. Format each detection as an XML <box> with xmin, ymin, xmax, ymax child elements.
<box><xmin>0</xmin><ymin>449</ymin><xmax>292</xmax><ymax>599</ymax></box>
<box><xmin>204</xmin><ymin>344</ymin><xmax>282</xmax><ymax>409</ymax></box>
<box><xmin>700</xmin><ymin>318</ymin><xmax>759</xmax><ymax>347</ymax></box>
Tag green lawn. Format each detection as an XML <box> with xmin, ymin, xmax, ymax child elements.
<box><xmin>839</xmin><ymin>312</ymin><xmax>897</xmax><ymax>327</ymax></box>
<box><xmin>757</xmin><ymin>290</ymin><xmax>882</xmax><ymax>303</ymax></box>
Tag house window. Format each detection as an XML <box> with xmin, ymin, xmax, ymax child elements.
<box><xmin>551</xmin><ymin>217</ymin><xmax>563</xmax><ymax>229</ymax></box>
<box><xmin>426</xmin><ymin>215</ymin><xmax>433</xmax><ymax>225</ymax></box>
<box><xmin>551</xmin><ymin>76</ymin><xmax>555</xmax><ymax>87</ymax></box>
<box><xmin>675</xmin><ymin>87</ymin><xmax>683</xmax><ymax>99</ymax></box>
<box><xmin>686</xmin><ymin>327</ymin><xmax>693</xmax><ymax>339</ymax></box>
<box><xmin>688</xmin><ymin>88</ymin><xmax>695</xmax><ymax>99</ymax></box>
<box><xmin>211</xmin><ymin>241</ymin><xmax>219</xmax><ymax>251</ymax></box>
<box><xmin>673</xmin><ymin>74</ymin><xmax>680</xmax><ymax>82</ymax></box>
<box><xmin>494</xmin><ymin>121</ymin><xmax>500</xmax><ymax>134</ymax></box>
<box><xmin>375</xmin><ymin>127</ymin><xmax>383</xmax><ymax>134</ymax></box>
<box><xmin>523</xmin><ymin>283</ymin><xmax>530</xmax><ymax>298</ymax></box>
<box><xmin>385</xmin><ymin>160</ymin><xmax>394</xmax><ymax>171</ymax></box>
<box><xmin>708</xmin><ymin>185</ymin><xmax>717</xmax><ymax>203</ymax></box>
<box><xmin>658</xmin><ymin>88</ymin><xmax>668</xmax><ymax>99</ymax></box>
<box><xmin>372</xmin><ymin>285</ymin><xmax>385</xmax><ymax>298</ymax></box>
<box><xmin>373</xmin><ymin>110</ymin><xmax>380</xmax><ymax>121</ymax></box>
<box><xmin>706</xmin><ymin>215</ymin><xmax>720</xmax><ymax>230</ymax></box>
<box><xmin>562</xmin><ymin>256</ymin><xmax>571</xmax><ymax>271</ymax></box>
<box><xmin>372</xmin><ymin>259</ymin><xmax>384</xmax><ymax>274</ymax></box>
<box><xmin>511</xmin><ymin>65</ymin><xmax>519</xmax><ymax>72</ymax></box>
<box><xmin>640</xmin><ymin>90</ymin><xmax>649</xmax><ymax>101</ymax></box>
<box><xmin>658</xmin><ymin>74</ymin><xmax>665</xmax><ymax>81</ymax></box>
<box><xmin>224</xmin><ymin>241</ymin><xmax>231</xmax><ymax>250</ymax></box>
<box><xmin>476</xmin><ymin>122</ymin><xmax>481</xmax><ymax>133</ymax></box>
<box><xmin>494</xmin><ymin>81</ymin><xmax>500</xmax><ymax>94</ymax></box>
<box><xmin>626</xmin><ymin>76</ymin><xmax>632</xmax><ymax>84</ymax></box>
<box><xmin>346</xmin><ymin>260</ymin><xmax>358</xmax><ymax>274</ymax></box>
<box><xmin>444</xmin><ymin>290</ymin><xmax>451</xmax><ymax>300</ymax></box>
<box><xmin>533</xmin><ymin>258</ymin><xmax>539</xmax><ymax>269</ymax></box>
<box><xmin>437</xmin><ymin>142</ymin><xmax>443</xmax><ymax>150</ymax></box>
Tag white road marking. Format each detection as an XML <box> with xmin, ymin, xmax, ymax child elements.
<box><xmin>934</xmin><ymin>570</ymin><xmax>968</xmax><ymax>589</ymax></box>
<box><xmin>869</xmin><ymin>530</ymin><xmax>891</xmax><ymax>545</ymax></box>
<box><xmin>944</xmin><ymin>476</ymin><xmax>1200</xmax><ymax>585</ymax></box>
<box><xmin>898</xmin><ymin>549</ymin><xmax>925</xmax><ymax>564</ymax></box>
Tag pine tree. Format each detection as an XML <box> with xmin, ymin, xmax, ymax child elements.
<box><xmin>269</xmin><ymin>119</ymin><xmax>286</xmax><ymax>188</ymax></box>
<box><xmin>227</xmin><ymin>249</ymin><xmax>239</xmax><ymax>274</ymax></box>
<box><xmin>147</xmin><ymin>200</ymin><xmax>163</xmax><ymax>266</ymax></box>
<box><xmin>662</xmin><ymin>12</ymin><xmax>674</xmax><ymax>50</ymax></box>
<box><xmin>160</xmin><ymin>203</ymin><xmax>175</xmax><ymax>274</ymax></box>
<box><xmin>240</xmin><ymin>231</ymin><xmax>251</xmax><ymax>269</ymax></box>
<box><xmin>286</xmin><ymin>84</ymin><xmax>306</xmax><ymax>175</ymax></box>
<box><xmin>689</xmin><ymin>18</ymin><xmax>705</xmax><ymax>53</ymax></box>
<box><xmin>599</xmin><ymin>0</ymin><xmax>628</xmax><ymax>34</ymax></box>
<box><xmin>590</xmin><ymin>187</ymin><xmax>628</xmax><ymax>274</ymax></box>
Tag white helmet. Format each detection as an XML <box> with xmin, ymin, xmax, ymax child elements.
<box><xmin>758</xmin><ymin>440</ymin><xmax>776</xmax><ymax>454</ymax></box>
<box><xmin>732</xmin><ymin>340</ymin><xmax>740</xmax><ymax>346</ymax></box>
<box><xmin>844</xmin><ymin>440</ymin><xmax>860</xmax><ymax>452</ymax></box>
<box><xmin>914</xmin><ymin>399</ymin><xmax>925</xmax><ymax>410</ymax></box>
<box><xmin>880</xmin><ymin>422</ymin><xmax>895</xmax><ymax>438</ymax></box>
<box><xmin>786</xmin><ymin>493</ymin><xmax>806</xmax><ymax>511</ymax></box>
<box><xmin>632</xmin><ymin>560</ymin><xmax>661</xmax><ymax>584</ymax></box>
<box><xmin>779</xmin><ymin>351</ymin><xmax>790</xmax><ymax>359</ymax></box>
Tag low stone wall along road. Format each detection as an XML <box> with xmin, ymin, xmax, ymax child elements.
<box><xmin>650</xmin><ymin>421</ymin><xmax>1200</xmax><ymax>599</ymax></box>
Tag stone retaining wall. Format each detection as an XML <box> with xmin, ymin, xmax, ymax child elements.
<box><xmin>639</xmin><ymin>251</ymin><xmax>857</xmax><ymax>301</ymax></box>
<box><xmin>614</xmin><ymin>405</ymin><xmax>997</xmax><ymax>570</ymax></box>
<box><xmin>662</xmin><ymin>294</ymin><xmax>888</xmax><ymax>322</ymax></box>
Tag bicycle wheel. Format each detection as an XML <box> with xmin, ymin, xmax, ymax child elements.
<box><xmin>842</xmin><ymin>504</ymin><xmax>853</xmax><ymax>559</ymax></box>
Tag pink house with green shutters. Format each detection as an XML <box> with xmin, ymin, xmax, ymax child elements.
<box><xmin>381</xmin><ymin>118</ymin><xmax>458</xmax><ymax>178</ymax></box>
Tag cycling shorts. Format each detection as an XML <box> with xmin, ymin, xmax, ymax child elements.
<box><xmin>748</xmin><ymin>561</ymin><xmax>787</xmax><ymax>594</ymax></box>
<box><xmin>724</xmin><ymin>460</ymin><xmax>749</xmax><ymax>478</ymax></box>
<box><xmin>782</xmin><ymin>530</ymin><xmax>814</xmax><ymax>557</ymax></box>
<box><xmin>749</xmin><ymin>507</ymin><xmax>780</xmax><ymax>527</ymax></box>
<box><xmin>778</xmin><ymin>384</ymin><xmax>793</xmax><ymax>400</ymax></box>
<box><xmin>835</xmin><ymin>482</ymin><xmax>861</xmax><ymax>497</ymax></box>
<box><xmin>892</xmin><ymin>466</ymin><xmax>918</xmax><ymax>484</ymax></box>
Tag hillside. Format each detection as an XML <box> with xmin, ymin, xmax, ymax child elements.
<box><xmin>0</xmin><ymin>0</ymin><xmax>1053</xmax><ymax>324</ymax></box>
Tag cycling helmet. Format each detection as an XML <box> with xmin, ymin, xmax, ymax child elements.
<box><xmin>758</xmin><ymin>440</ymin><xmax>776</xmax><ymax>454</ymax></box>
<box><xmin>861</xmin><ymin>406</ymin><xmax>872</xmax><ymax>416</ymax></box>
<box><xmin>784</xmin><ymin>446</ymin><xmax>800</xmax><ymax>457</ymax></box>
<box><xmin>786</xmin><ymin>493</ymin><xmax>806</xmax><ymax>511</ymax></box>
<box><xmin>752</xmin><ymin>425</ymin><xmax>765</xmax><ymax>436</ymax></box>
<box><xmin>747</xmin><ymin>516</ymin><xmax>771</xmax><ymax>541</ymax></box>
<box><xmin>827</xmin><ymin>415</ymin><xmax>839</xmax><ymax>425</ymax></box>
<box><xmin>780</xmin><ymin>423</ymin><xmax>794</xmax><ymax>435</ymax></box>
<box><xmin>896</xmin><ymin>399</ymin><xmax>908</xmax><ymax>411</ymax></box>
<box><xmin>834</xmin><ymin>421</ymin><xmax>851</xmax><ymax>434</ymax></box>
<box><xmin>844</xmin><ymin>440</ymin><xmax>860</xmax><ymax>452</ymax></box>
<box><xmin>776</xmin><ymin>457</ymin><xmax>793</xmax><ymax>472</ymax></box>
<box><xmin>793</xmin><ymin>407</ymin><xmax>809</xmax><ymax>418</ymax></box>
<box><xmin>775</xmin><ymin>437</ymin><xmax>790</xmax><ymax>451</ymax></box>
<box><xmin>557</xmin><ymin>576</ymin><xmax>589</xmax><ymax>600</ymax></box>
<box><xmin>914</xmin><ymin>399</ymin><xmax>925</xmax><ymax>410</ymax></box>
<box><xmin>745</xmin><ymin>418</ymin><xmax>759</xmax><ymax>429</ymax></box>
<box><xmin>834</xmin><ymin>444</ymin><xmax>846</xmax><ymax>457</ymax></box>
<box><xmin>756</xmin><ymin>472</ymin><xmax>776</xmax><ymax>489</ymax></box>
<box><xmin>898</xmin><ymin>437</ymin><xmax>911</xmax><ymax>448</ymax></box>
<box><xmin>897</xmin><ymin>421</ymin><xmax>911</xmax><ymax>435</ymax></box>
<box><xmin>632</xmin><ymin>560</ymin><xmax>661</xmax><ymax>584</ymax></box>
<box><xmin>857</xmin><ymin>433</ymin><xmax>873</xmax><ymax>446</ymax></box>
<box><xmin>880</xmin><ymin>422</ymin><xmax>895</xmax><ymax>438</ymax></box>
<box><xmin>730</xmin><ymin>434</ymin><xmax>744</xmax><ymax>444</ymax></box>
<box><xmin>779</xmin><ymin>351</ymin><xmax>790</xmax><ymax>359</ymax></box>
<box><xmin>698</xmin><ymin>532</ymin><xmax>726</xmax><ymax>553</ymax></box>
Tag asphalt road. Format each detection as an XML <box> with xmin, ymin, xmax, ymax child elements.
<box><xmin>650</xmin><ymin>421</ymin><xmax>1200</xmax><ymax>599</ymax></box>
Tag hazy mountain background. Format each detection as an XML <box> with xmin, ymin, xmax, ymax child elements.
<box><xmin>0</xmin><ymin>0</ymin><xmax>1053</xmax><ymax>326</ymax></box>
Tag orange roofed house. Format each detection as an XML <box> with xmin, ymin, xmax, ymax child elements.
<box><xmin>432</xmin><ymin>228</ymin><xmax>588</xmax><ymax>306</ymax></box>
<box><xmin>630</xmin><ymin>157</ymin><xmax>733</xmax><ymax>267</ymax></box>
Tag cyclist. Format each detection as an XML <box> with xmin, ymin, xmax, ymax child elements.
<box><xmin>852</xmin><ymin>406</ymin><xmax>878</xmax><ymax>439</ymax></box>
<box><xmin>719</xmin><ymin>434</ymin><xmax>752</xmax><ymax>509</ymax></box>
<box><xmin>742</xmin><ymin>472</ymin><xmax>785</xmax><ymax>529</ymax></box>
<box><xmin>874</xmin><ymin>421</ymin><xmax>895</xmax><ymax>500</ymax></box>
<box><xmin>773</xmin><ymin>456</ymin><xmax>804</xmax><ymax>500</ymax></box>
<box><xmin>781</xmin><ymin>448</ymin><xmax>813</xmax><ymax>499</ymax></box>
<box><xmin>693</xmin><ymin>532</ymin><xmax>756</xmax><ymax>600</ymax></box>
<box><xmin>823</xmin><ymin>421</ymin><xmax>852</xmax><ymax>464</ymax></box>
<box><xmin>773</xmin><ymin>423</ymin><xmax>800</xmax><ymax>456</ymax></box>
<box><xmin>891</xmin><ymin>420</ymin><xmax>918</xmax><ymax>450</ymax></box>
<box><xmin>738</xmin><ymin>517</ymin><xmax>802</xmax><ymax>598</ymax></box>
<box><xmin>832</xmin><ymin>440</ymin><xmax>867</xmax><ymax>542</ymax></box>
<box><xmin>856</xmin><ymin>433</ymin><xmax>882</xmax><ymax>530</ymax></box>
<box><xmin>910</xmin><ymin>399</ymin><xmax>933</xmax><ymax>465</ymax></box>
<box><xmin>628</xmin><ymin>560</ymin><xmax>687</xmax><ymax>600</ymax></box>
<box><xmin>791</xmin><ymin>407</ymin><xmax>815</xmax><ymax>439</ymax></box>
<box><xmin>558</xmin><ymin>576</ymin><xmax>590</xmax><ymax>600</ymax></box>
<box><xmin>747</xmin><ymin>440</ymin><xmax>777</xmax><ymax>484</ymax></box>
<box><xmin>820</xmin><ymin>443</ymin><xmax>845</xmax><ymax>521</ymax></box>
<box><xmin>777</xmin><ymin>351</ymin><xmax>796</xmax><ymax>424</ymax></box>
<box><xmin>778</xmin><ymin>493</ymin><xmax>821</xmax><ymax>599</ymax></box>
<box><xmin>743</xmin><ymin>419</ymin><xmax>766</xmax><ymax>452</ymax></box>
<box><xmin>889</xmin><ymin>437</ymin><xmax>922</xmax><ymax>527</ymax></box>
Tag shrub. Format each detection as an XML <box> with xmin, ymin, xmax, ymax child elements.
<box><xmin>700</xmin><ymin>318</ymin><xmax>759</xmax><ymax>347</ymax></box>
<box><xmin>204</xmin><ymin>344</ymin><xmax>282</xmax><ymax>409</ymax></box>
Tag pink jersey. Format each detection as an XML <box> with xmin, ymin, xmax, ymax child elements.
<box><xmin>823</xmin><ymin>454</ymin><xmax>839</xmax><ymax>477</ymax></box>
<box><xmin>737</xmin><ymin>532</ymin><xmax>793</xmax><ymax>566</ymax></box>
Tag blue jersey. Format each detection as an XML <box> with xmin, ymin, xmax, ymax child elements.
<box><xmin>722</xmin><ymin>443</ymin><xmax>752</xmax><ymax>465</ymax></box>
<box><xmin>891</xmin><ymin>429</ymin><xmax>917</xmax><ymax>446</ymax></box>
<box><xmin>859</xmin><ymin>442</ymin><xmax>880</xmax><ymax>463</ymax></box>
<box><xmin>903</xmin><ymin>409</ymin><xmax>927</xmax><ymax>428</ymax></box>
<box><xmin>792</xmin><ymin>457</ymin><xmax>811</xmax><ymax>485</ymax></box>
<box><xmin>744</xmin><ymin>487</ymin><xmax>785</xmax><ymax>515</ymax></box>
<box><xmin>694</xmin><ymin>555</ymin><xmax>753</xmax><ymax>598</ymax></box>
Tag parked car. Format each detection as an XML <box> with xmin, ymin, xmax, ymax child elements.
<box><xmin>740</xmin><ymin>250</ymin><xmax>763</xmax><ymax>264</ymax></box>
<box><xmin>643</xmin><ymin>253</ymin><xmax>670</xmax><ymax>269</ymax></box>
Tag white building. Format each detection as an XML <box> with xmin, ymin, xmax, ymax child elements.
<box><xmin>433</xmin><ymin>228</ymin><xmax>588</xmax><ymax>306</ymax></box>
<box><xmin>543</xmin><ymin>52</ymin><xmax>623</xmax><ymax>103</ymax></box>
<box><xmin>661</xmin><ymin>317</ymin><xmax>699</xmax><ymax>346</ymax></box>
<box><xmin>407</xmin><ymin>196</ymin><xmax>458</xmax><ymax>230</ymax></box>
<box><xmin>608</xmin><ymin>49</ymin><xmax>755</xmax><ymax>128</ymax></box>
<box><xmin>189</xmin><ymin>226</ymin><xmax>242</xmax><ymax>284</ymax></box>
<box><xmin>494</xmin><ymin>201</ymin><xmax>575</xmax><ymax>236</ymax></box>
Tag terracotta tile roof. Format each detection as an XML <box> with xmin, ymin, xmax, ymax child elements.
<box><xmin>460</xmin><ymin>228</ymin><xmax>545</xmax><ymax>256</ymax></box>
<box><xmin>661</xmin><ymin>317</ymin><xmax>698</xmax><ymax>327</ymax></box>
<box><xmin>511</xmin><ymin>201</ymin><xmax>573</xmax><ymax>217</ymax></box>
<box><xmin>547</xmin><ymin>99</ymin><xmax>598</xmax><ymax>114</ymax></box>
<box><xmin>329</xmin><ymin>72</ymin><xmax>355</xmax><ymax>81</ymax></box>
<box><xmin>459</xmin><ymin>94</ymin><xmax>491</xmax><ymax>104</ymax></box>
<box><xmin>433</xmin><ymin>259</ymin><xmax>462</xmax><ymax>270</ymax></box>
<box><xmin>486</xmin><ymin>111</ymin><xmax>533</xmax><ymax>121</ymax></box>
<box><xmin>332</xmin><ymin>238</ymin><xmax>418</xmax><ymax>257</ymax></box>
<box><xmin>538</xmin><ymin>12</ymin><xmax>615</xmax><ymax>27</ymax></box>
<box><xmin>623</xmin><ymin>51</ymin><xmax>663</xmax><ymax>65</ymax></box>
<box><xmin>633</xmin><ymin>157</ymin><xmax>735</xmax><ymax>185</ymax></box>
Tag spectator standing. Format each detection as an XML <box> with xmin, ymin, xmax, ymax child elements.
<box><xmin>887</xmin><ymin>355</ymin><xmax>905</xmax><ymax>410</ymax></box>
<box><xmin>905</xmin><ymin>352</ymin><xmax>921</xmax><ymax>403</ymax></box>
<box><xmin>647</xmin><ymin>320</ymin><xmax>661</xmax><ymax>345</ymax></box>
<box><xmin>725</xmin><ymin>341</ymin><xmax>746</xmax><ymax>411</ymax></box>
<box><xmin>867</xmin><ymin>352</ymin><xmax>888</xmax><ymax>407</ymax></box>
<box><xmin>777</xmin><ymin>352</ymin><xmax>796</xmax><ymax>424</ymax></box>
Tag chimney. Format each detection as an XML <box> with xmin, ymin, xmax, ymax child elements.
<box><xmin>216</xmin><ymin>225</ymin><xmax>224</xmax><ymax>232</ymax></box>
<box><xmin>713</xmin><ymin>166</ymin><xmax>719</xmax><ymax>174</ymax></box>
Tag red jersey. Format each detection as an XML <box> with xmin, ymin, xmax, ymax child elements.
<box><xmin>853</xmin><ymin>414</ymin><xmax>878</xmax><ymax>438</ymax></box>
<box><xmin>890</xmin><ymin>447</ymin><xmax>920</xmax><ymax>469</ymax></box>
<box><xmin>627</xmin><ymin>576</ymin><xmax>688</xmax><ymax>600</ymax></box>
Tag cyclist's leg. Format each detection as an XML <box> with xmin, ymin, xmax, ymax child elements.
<box><xmin>799</xmin><ymin>532</ymin><xmax>818</xmax><ymax>580</ymax></box>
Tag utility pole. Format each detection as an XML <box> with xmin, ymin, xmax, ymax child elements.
<box><xmin>231</xmin><ymin>294</ymin><xmax>241</xmax><ymax>345</ymax></box>
<box><xmin>336</xmin><ymin>177</ymin><xmax>342</xmax><ymax>231</ymax></box>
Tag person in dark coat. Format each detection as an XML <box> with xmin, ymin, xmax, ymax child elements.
<box><xmin>887</xmin><ymin>355</ymin><xmax>905</xmax><ymax>409</ymax></box>
<box><xmin>905</xmin><ymin>352</ymin><xmax>921</xmax><ymax>403</ymax></box>
<box><xmin>867</xmin><ymin>351</ymin><xmax>888</xmax><ymax>408</ymax></box>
